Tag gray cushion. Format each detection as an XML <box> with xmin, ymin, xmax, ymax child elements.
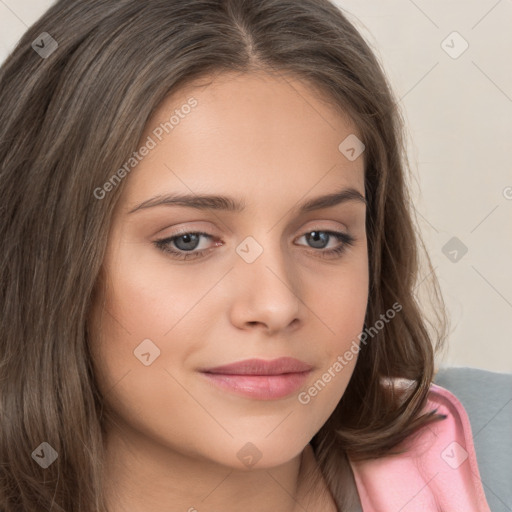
<box><xmin>434</xmin><ymin>366</ymin><xmax>512</xmax><ymax>512</ymax></box>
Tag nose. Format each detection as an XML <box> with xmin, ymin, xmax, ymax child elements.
<box><xmin>227</xmin><ymin>237</ymin><xmax>302</xmax><ymax>335</ymax></box>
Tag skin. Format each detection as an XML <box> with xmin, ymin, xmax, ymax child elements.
<box><xmin>89</xmin><ymin>70</ymin><xmax>369</xmax><ymax>512</ymax></box>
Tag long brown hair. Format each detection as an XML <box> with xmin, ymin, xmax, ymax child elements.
<box><xmin>0</xmin><ymin>1</ymin><xmax>449</xmax><ymax>510</ymax></box>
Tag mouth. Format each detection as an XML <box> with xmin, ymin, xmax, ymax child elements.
<box><xmin>199</xmin><ymin>357</ymin><xmax>313</xmax><ymax>400</ymax></box>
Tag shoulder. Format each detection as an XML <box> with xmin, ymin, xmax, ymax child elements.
<box><xmin>434</xmin><ymin>366</ymin><xmax>512</xmax><ymax>511</ymax></box>
<box><xmin>349</xmin><ymin>379</ymin><xmax>492</xmax><ymax>512</ymax></box>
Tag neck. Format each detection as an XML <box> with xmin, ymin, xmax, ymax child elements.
<box><xmin>101</xmin><ymin>421</ymin><xmax>337</xmax><ymax>512</ymax></box>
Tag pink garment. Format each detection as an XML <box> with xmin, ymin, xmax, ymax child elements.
<box><xmin>349</xmin><ymin>383</ymin><xmax>491</xmax><ymax>511</ymax></box>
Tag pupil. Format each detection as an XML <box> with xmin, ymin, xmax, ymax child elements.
<box><xmin>307</xmin><ymin>231</ymin><xmax>328</xmax><ymax>249</ymax></box>
<box><xmin>176</xmin><ymin>233</ymin><xmax>199</xmax><ymax>251</ymax></box>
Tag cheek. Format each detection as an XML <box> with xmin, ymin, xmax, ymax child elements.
<box><xmin>292</xmin><ymin>259</ymin><xmax>369</xmax><ymax>425</ymax></box>
<box><xmin>87</xmin><ymin>248</ymin><xmax>221</xmax><ymax>432</ymax></box>
<box><xmin>100</xmin><ymin>237</ymin><xmax>224</xmax><ymax>340</ymax></box>
<box><xmin>86</xmin><ymin>253</ymin><xmax>176</xmax><ymax>402</ymax></box>
<box><xmin>87</xmin><ymin>273</ymin><xmax>211</xmax><ymax>458</ymax></box>
<box><xmin>312</xmin><ymin>257</ymin><xmax>369</xmax><ymax>350</ymax></box>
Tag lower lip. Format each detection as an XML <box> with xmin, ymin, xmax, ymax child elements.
<box><xmin>200</xmin><ymin>371</ymin><xmax>311</xmax><ymax>400</ymax></box>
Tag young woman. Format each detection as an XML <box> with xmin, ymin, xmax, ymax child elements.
<box><xmin>0</xmin><ymin>1</ymin><xmax>491</xmax><ymax>511</ymax></box>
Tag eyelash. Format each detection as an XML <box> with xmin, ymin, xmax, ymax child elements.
<box><xmin>153</xmin><ymin>229</ymin><xmax>355</xmax><ymax>261</ymax></box>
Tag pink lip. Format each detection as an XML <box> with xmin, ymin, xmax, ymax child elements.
<box><xmin>199</xmin><ymin>357</ymin><xmax>313</xmax><ymax>400</ymax></box>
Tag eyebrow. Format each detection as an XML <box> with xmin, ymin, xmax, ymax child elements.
<box><xmin>127</xmin><ymin>186</ymin><xmax>367</xmax><ymax>215</ymax></box>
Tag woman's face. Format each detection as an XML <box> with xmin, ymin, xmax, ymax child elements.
<box><xmin>89</xmin><ymin>70</ymin><xmax>368</xmax><ymax>471</ymax></box>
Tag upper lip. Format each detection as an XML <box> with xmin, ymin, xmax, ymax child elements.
<box><xmin>200</xmin><ymin>357</ymin><xmax>313</xmax><ymax>375</ymax></box>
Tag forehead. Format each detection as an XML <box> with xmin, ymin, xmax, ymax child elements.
<box><xmin>123</xmin><ymin>70</ymin><xmax>365</xmax><ymax>211</ymax></box>
<box><xmin>145</xmin><ymin>69</ymin><xmax>361</xmax><ymax>144</ymax></box>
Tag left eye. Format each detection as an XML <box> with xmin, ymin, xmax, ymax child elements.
<box><xmin>153</xmin><ymin>229</ymin><xmax>355</xmax><ymax>261</ymax></box>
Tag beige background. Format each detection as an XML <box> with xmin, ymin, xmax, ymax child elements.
<box><xmin>1</xmin><ymin>0</ymin><xmax>511</xmax><ymax>373</ymax></box>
